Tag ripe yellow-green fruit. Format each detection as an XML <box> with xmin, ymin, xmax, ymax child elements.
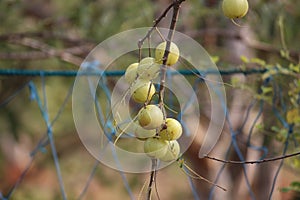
<box><xmin>144</xmin><ymin>137</ymin><xmax>168</xmax><ymax>159</ymax></box>
<box><xmin>155</xmin><ymin>41</ymin><xmax>180</xmax><ymax>66</ymax></box>
<box><xmin>137</xmin><ymin>57</ymin><xmax>160</xmax><ymax>80</ymax></box>
<box><xmin>131</xmin><ymin>80</ymin><xmax>155</xmax><ymax>103</ymax></box>
<box><xmin>124</xmin><ymin>62</ymin><xmax>139</xmax><ymax>84</ymax></box>
<box><xmin>134</xmin><ymin>125</ymin><xmax>156</xmax><ymax>139</ymax></box>
<box><xmin>159</xmin><ymin>118</ymin><xmax>182</xmax><ymax>141</ymax></box>
<box><xmin>222</xmin><ymin>0</ymin><xmax>249</xmax><ymax>19</ymax></box>
<box><xmin>160</xmin><ymin>140</ymin><xmax>180</xmax><ymax>162</ymax></box>
<box><xmin>115</xmin><ymin>121</ymin><xmax>156</xmax><ymax>139</ymax></box>
<box><xmin>138</xmin><ymin>104</ymin><xmax>164</xmax><ymax>130</ymax></box>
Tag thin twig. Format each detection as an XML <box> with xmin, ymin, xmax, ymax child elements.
<box><xmin>204</xmin><ymin>151</ymin><xmax>300</xmax><ymax>164</ymax></box>
<box><xmin>182</xmin><ymin>162</ymin><xmax>227</xmax><ymax>191</ymax></box>
<box><xmin>0</xmin><ymin>45</ymin><xmax>93</xmax><ymax>60</ymax></box>
<box><xmin>147</xmin><ymin>159</ymin><xmax>157</xmax><ymax>200</ymax></box>
<box><xmin>10</xmin><ymin>37</ymin><xmax>83</xmax><ymax>66</ymax></box>
<box><xmin>158</xmin><ymin>0</ymin><xmax>183</xmax><ymax>116</ymax></box>
<box><xmin>138</xmin><ymin>177</ymin><xmax>149</xmax><ymax>200</ymax></box>
<box><xmin>154</xmin><ymin>169</ymin><xmax>161</xmax><ymax>200</ymax></box>
<box><xmin>138</xmin><ymin>2</ymin><xmax>175</xmax><ymax>49</ymax></box>
<box><xmin>0</xmin><ymin>31</ymin><xmax>94</xmax><ymax>45</ymax></box>
<box><xmin>185</xmin><ymin>28</ymin><xmax>300</xmax><ymax>61</ymax></box>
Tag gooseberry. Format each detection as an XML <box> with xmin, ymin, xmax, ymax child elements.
<box><xmin>144</xmin><ymin>137</ymin><xmax>168</xmax><ymax>159</ymax></box>
<box><xmin>124</xmin><ymin>62</ymin><xmax>139</xmax><ymax>84</ymax></box>
<box><xmin>131</xmin><ymin>80</ymin><xmax>155</xmax><ymax>103</ymax></box>
<box><xmin>155</xmin><ymin>41</ymin><xmax>180</xmax><ymax>66</ymax></box>
<box><xmin>137</xmin><ymin>57</ymin><xmax>160</xmax><ymax>80</ymax></box>
<box><xmin>115</xmin><ymin>120</ymin><xmax>156</xmax><ymax>138</ymax></box>
<box><xmin>134</xmin><ymin>125</ymin><xmax>157</xmax><ymax>139</ymax></box>
<box><xmin>159</xmin><ymin>118</ymin><xmax>182</xmax><ymax>141</ymax></box>
<box><xmin>222</xmin><ymin>0</ymin><xmax>249</xmax><ymax>19</ymax></box>
<box><xmin>138</xmin><ymin>104</ymin><xmax>164</xmax><ymax>130</ymax></box>
<box><xmin>160</xmin><ymin>140</ymin><xmax>180</xmax><ymax>162</ymax></box>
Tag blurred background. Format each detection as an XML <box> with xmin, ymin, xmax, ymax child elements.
<box><xmin>0</xmin><ymin>0</ymin><xmax>300</xmax><ymax>199</ymax></box>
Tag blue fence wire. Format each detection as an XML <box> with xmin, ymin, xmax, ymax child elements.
<box><xmin>0</xmin><ymin>66</ymin><xmax>297</xmax><ymax>200</ymax></box>
<box><xmin>0</xmin><ymin>68</ymin><xmax>267</xmax><ymax>77</ymax></box>
<box><xmin>206</xmin><ymin>77</ymin><xmax>255</xmax><ymax>200</ymax></box>
<box><xmin>83</xmin><ymin>61</ymin><xmax>135</xmax><ymax>200</ymax></box>
<box><xmin>1</xmin><ymin>79</ymin><xmax>72</xmax><ymax>200</ymax></box>
<box><xmin>29</xmin><ymin>79</ymin><xmax>68</xmax><ymax>200</ymax></box>
<box><xmin>267</xmin><ymin>75</ymin><xmax>294</xmax><ymax>200</ymax></box>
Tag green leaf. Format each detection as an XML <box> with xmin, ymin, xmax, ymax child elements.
<box><xmin>277</xmin><ymin>64</ymin><xmax>291</xmax><ymax>75</ymax></box>
<box><xmin>292</xmin><ymin>158</ymin><xmax>300</xmax><ymax>168</ymax></box>
<box><xmin>271</xmin><ymin>126</ymin><xmax>280</xmax><ymax>132</ymax></box>
<box><xmin>250</xmin><ymin>57</ymin><xmax>266</xmax><ymax>66</ymax></box>
<box><xmin>289</xmin><ymin>63</ymin><xmax>300</xmax><ymax>73</ymax></box>
<box><xmin>280</xmin><ymin>49</ymin><xmax>286</xmax><ymax>57</ymax></box>
<box><xmin>262</xmin><ymin>68</ymin><xmax>277</xmax><ymax>80</ymax></box>
<box><xmin>290</xmin><ymin>181</ymin><xmax>300</xmax><ymax>189</ymax></box>
<box><xmin>280</xmin><ymin>187</ymin><xmax>291</xmax><ymax>193</ymax></box>
<box><xmin>280</xmin><ymin>181</ymin><xmax>300</xmax><ymax>193</ymax></box>
<box><xmin>230</xmin><ymin>77</ymin><xmax>240</xmax><ymax>87</ymax></box>
<box><xmin>261</xmin><ymin>86</ymin><xmax>273</xmax><ymax>95</ymax></box>
<box><xmin>255</xmin><ymin>123</ymin><xmax>264</xmax><ymax>130</ymax></box>
<box><xmin>240</xmin><ymin>55</ymin><xmax>249</xmax><ymax>63</ymax></box>
<box><xmin>210</xmin><ymin>56</ymin><xmax>219</xmax><ymax>64</ymax></box>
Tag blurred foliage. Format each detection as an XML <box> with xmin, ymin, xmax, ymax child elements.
<box><xmin>0</xmin><ymin>0</ymin><xmax>155</xmax><ymax>38</ymax></box>
<box><xmin>281</xmin><ymin>181</ymin><xmax>300</xmax><ymax>195</ymax></box>
<box><xmin>252</xmin><ymin>0</ymin><xmax>300</xmax><ymax>49</ymax></box>
<box><xmin>0</xmin><ymin>0</ymin><xmax>300</xmax><ymax>199</ymax></box>
<box><xmin>233</xmin><ymin>48</ymin><xmax>300</xmax><ymax>160</ymax></box>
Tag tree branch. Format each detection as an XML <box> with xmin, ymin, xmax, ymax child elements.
<box><xmin>145</xmin><ymin>1</ymin><xmax>185</xmax><ymax>199</ymax></box>
<box><xmin>138</xmin><ymin>2</ymin><xmax>175</xmax><ymax>49</ymax></box>
<box><xmin>186</xmin><ymin>28</ymin><xmax>300</xmax><ymax>61</ymax></box>
<box><xmin>204</xmin><ymin>151</ymin><xmax>300</xmax><ymax>164</ymax></box>
<box><xmin>147</xmin><ymin>159</ymin><xmax>157</xmax><ymax>200</ymax></box>
<box><xmin>0</xmin><ymin>31</ymin><xmax>94</xmax><ymax>45</ymax></box>
<box><xmin>158</xmin><ymin>1</ymin><xmax>182</xmax><ymax>116</ymax></box>
<box><xmin>10</xmin><ymin>37</ymin><xmax>83</xmax><ymax>66</ymax></box>
<box><xmin>0</xmin><ymin>45</ymin><xmax>94</xmax><ymax>61</ymax></box>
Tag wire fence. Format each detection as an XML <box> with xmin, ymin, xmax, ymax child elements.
<box><xmin>0</xmin><ymin>65</ymin><xmax>298</xmax><ymax>200</ymax></box>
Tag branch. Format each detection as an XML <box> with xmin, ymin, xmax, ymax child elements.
<box><xmin>158</xmin><ymin>0</ymin><xmax>183</xmax><ymax>114</ymax></box>
<box><xmin>204</xmin><ymin>151</ymin><xmax>300</xmax><ymax>164</ymax></box>
<box><xmin>0</xmin><ymin>31</ymin><xmax>94</xmax><ymax>45</ymax></box>
<box><xmin>10</xmin><ymin>37</ymin><xmax>83</xmax><ymax>66</ymax></box>
<box><xmin>185</xmin><ymin>28</ymin><xmax>300</xmax><ymax>61</ymax></box>
<box><xmin>145</xmin><ymin>1</ymin><xmax>185</xmax><ymax>199</ymax></box>
<box><xmin>138</xmin><ymin>2</ymin><xmax>175</xmax><ymax>49</ymax></box>
<box><xmin>147</xmin><ymin>159</ymin><xmax>157</xmax><ymax>200</ymax></box>
<box><xmin>0</xmin><ymin>45</ymin><xmax>94</xmax><ymax>60</ymax></box>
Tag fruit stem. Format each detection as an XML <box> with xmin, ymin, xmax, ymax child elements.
<box><xmin>230</xmin><ymin>18</ymin><xmax>244</xmax><ymax>27</ymax></box>
<box><xmin>147</xmin><ymin>158</ymin><xmax>157</xmax><ymax>200</ymax></box>
<box><xmin>181</xmin><ymin>161</ymin><xmax>227</xmax><ymax>191</ymax></box>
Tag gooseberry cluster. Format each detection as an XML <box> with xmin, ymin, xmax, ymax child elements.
<box><xmin>122</xmin><ymin>41</ymin><xmax>182</xmax><ymax>162</ymax></box>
